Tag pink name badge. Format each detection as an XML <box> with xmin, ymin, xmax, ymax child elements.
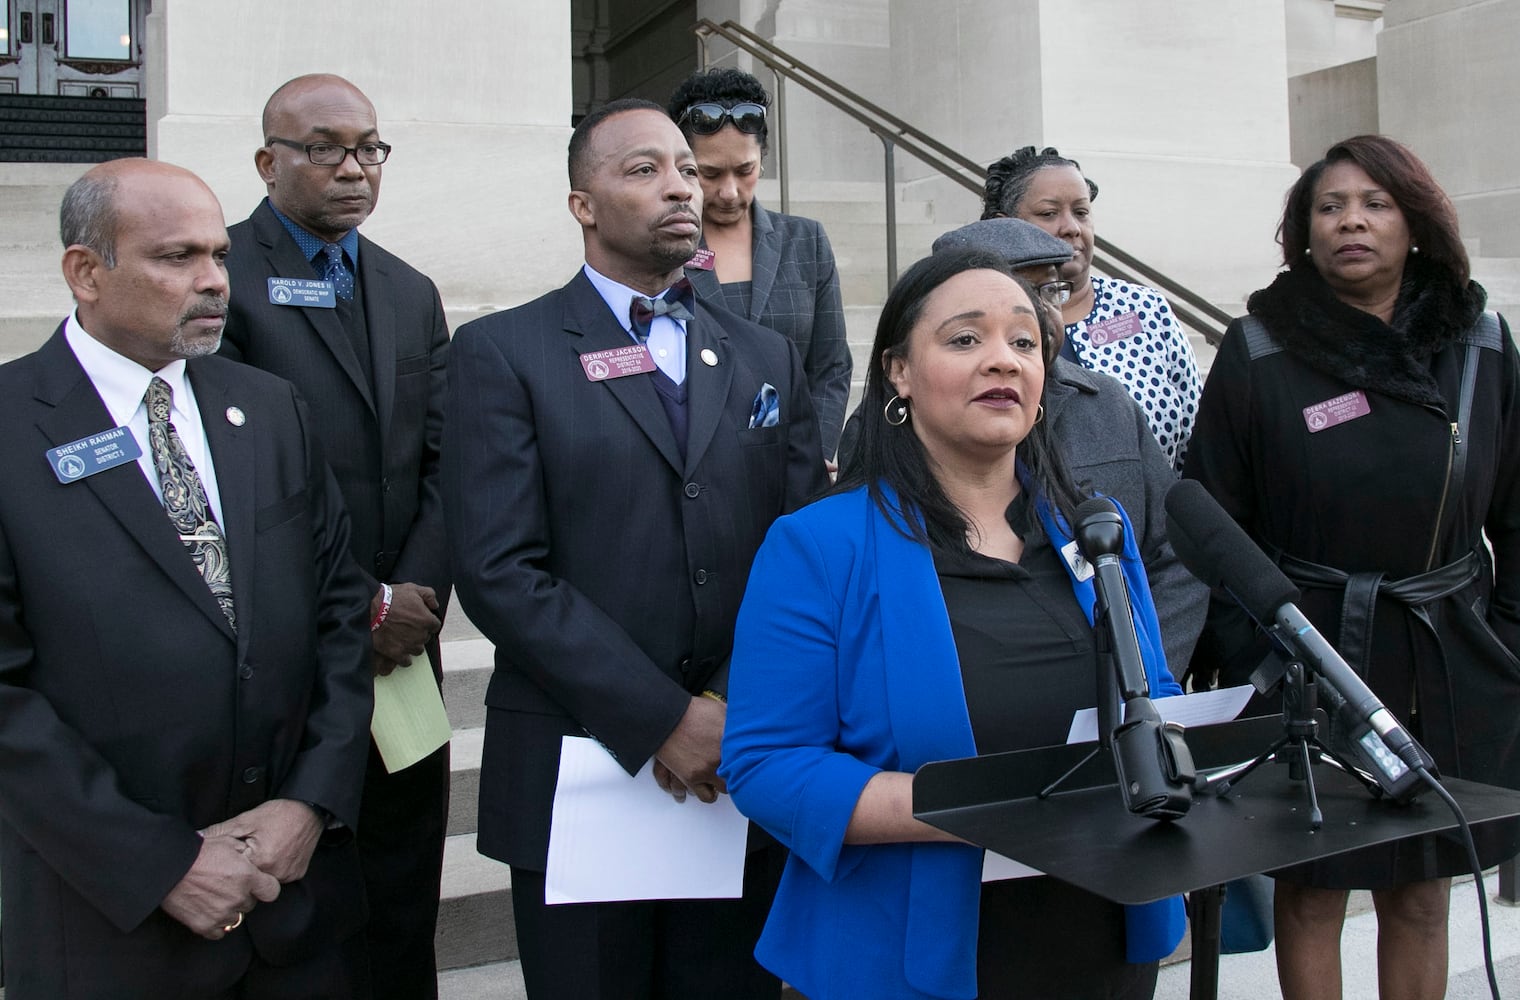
<box><xmin>685</xmin><ymin>248</ymin><xmax>716</xmax><ymax>271</ymax></box>
<box><xmin>1302</xmin><ymin>390</ymin><xmax>1371</xmax><ymax>433</ymax></box>
<box><xmin>580</xmin><ymin>344</ymin><xmax>657</xmax><ymax>382</ymax></box>
<box><xmin>1087</xmin><ymin>312</ymin><xmax>1144</xmax><ymax>347</ymax></box>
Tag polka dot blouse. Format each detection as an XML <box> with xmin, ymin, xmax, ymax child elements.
<box><xmin>1064</xmin><ymin>275</ymin><xmax>1202</xmax><ymax>469</ymax></box>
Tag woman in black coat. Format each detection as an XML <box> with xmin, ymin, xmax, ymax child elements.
<box><xmin>1185</xmin><ymin>134</ymin><xmax>1520</xmax><ymax>999</ymax></box>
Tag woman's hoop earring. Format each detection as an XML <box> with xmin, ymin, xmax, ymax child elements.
<box><xmin>1034</xmin><ymin>404</ymin><xmax>1045</xmax><ymax>425</ymax></box>
<box><xmin>884</xmin><ymin>394</ymin><xmax>910</xmax><ymax>426</ymax></box>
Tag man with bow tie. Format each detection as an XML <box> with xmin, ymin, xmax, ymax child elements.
<box><xmin>0</xmin><ymin>158</ymin><xmax>372</xmax><ymax>998</ymax></box>
<box><xmin>442</xmin><ymin>98</ymin><xmax>827</xmax><ymax>999</ymax></box>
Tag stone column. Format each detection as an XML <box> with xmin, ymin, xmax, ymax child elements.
<box><xmin>148</xmin><ymin>0</ymin><xmax>582</xmax><ymax>315</ymax></box>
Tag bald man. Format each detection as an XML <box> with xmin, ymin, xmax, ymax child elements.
<box><xmin>219</xmin><ymin>74</ymin><xmax>451</xmax><ymax>999</ymax></box>
<box><xmin>0</xmin><ymin>158</ymin><xmax>372</xmax><ymax>997</ymax></box>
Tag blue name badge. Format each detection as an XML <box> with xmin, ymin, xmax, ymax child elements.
<box><xmin>47</xmin><ymin>425</ymin><xmax>143</xmax><ymax>484</ymax></box>
<box><xmin>268</xmin><ymin>276</ymin><xmax>337</xmax><ymax>309</ymax></box>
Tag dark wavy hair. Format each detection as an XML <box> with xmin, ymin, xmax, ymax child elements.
<box><xmin>568</xmin><ymin>97</ymin><xmax>666</xmax><ymax>189</ymax></box>
<box><xmin>982</xmin><ymin>145</ymin><xmax>1099</xmax><ymax>220</ymax></box>
<box><xmin>666</xmin><ymin>67</ymin><xmax>771</xmax><ymax>153</ymax></box>
<box><xmin>1279</xmin><ymin>134</ymin><xmax>1469</xmax><ymax>287</ymax></box>
<box><xmin>836</xmin><ymin>249</ymin><xmax>1085</xmax><ymax>551</ymax></box>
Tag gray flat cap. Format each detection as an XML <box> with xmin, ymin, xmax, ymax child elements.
<box><xmin>932</xmin><ymin>217</ymin><xmax>1074</xmax><ymax>269</ymax></box>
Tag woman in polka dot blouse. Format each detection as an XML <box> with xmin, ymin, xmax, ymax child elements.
<box><xmin>984</xmin><ymin>146</ymin><xmax>1202</xmax><ymax>469</ymax></box>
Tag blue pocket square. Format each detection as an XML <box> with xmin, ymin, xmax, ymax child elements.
<box><xmin>749</xmin><ymin>383</ymin><xmax>780</xmax><ymax>429</ymax></box>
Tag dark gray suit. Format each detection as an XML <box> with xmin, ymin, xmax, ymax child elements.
<box><xmin>220</xmin><ymin>198</ymin><xmax>450</xmax><ymax>998</ymax></box>
<box><xmin>687</xmin><ymin>200</ymin><xmax>850</xmax><ymax>456</ymax></box>
<box><xmin>443</xmin><ymin>269</ymin><xmax>827</xmax><ymax>997</ymax></box>
<box><xmin>0</xmin><ymin>332</ymin><xmax>372</xmax><ymax>998</ymax></box>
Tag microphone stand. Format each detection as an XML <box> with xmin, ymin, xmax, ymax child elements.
<box><xmin>1200</xmin><ymin>644</ymin><xmax>1383</xmax><ymax>830</ymax></box>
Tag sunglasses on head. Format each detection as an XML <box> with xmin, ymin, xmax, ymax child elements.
<box><xmin>679</xmin><ymin>102</ymin><xmax>767</xmax><ymax>136</ymax></box>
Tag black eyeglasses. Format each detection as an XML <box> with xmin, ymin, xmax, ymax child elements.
<box><xmin>678</xmin><ymin>102</ymin><xmax>767</xmax><ymax>136</ymax></box>
<box><xmin>266</xmin><ymin>137</ymin><xmax>392</xmax><ymax>166</ymax></box>
<box><xmin>1037</xmin><ymin>280</ymin><xmax>1074</xmax><ymax>306</ymax></box>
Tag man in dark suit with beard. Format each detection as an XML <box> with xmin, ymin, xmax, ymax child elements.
<box><xmin>219</xmin><ymin>73</ymin><xmax>451</xmax><ymax>999</ymax></box>
<box><xmin>443</xmin><ymin>99</ymin><xmax>827</xmax><ymax>999</ymax></box>
<box><xmin>0</xmin><ymin>158</ymin><xmax>372</xmax><ymax>998</ymax></box>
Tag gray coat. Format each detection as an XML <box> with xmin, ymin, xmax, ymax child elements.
<box><xmin>1045</xmin><ymin>358</ymin><xmax>1207</xmax><ymax>674</ymax></box>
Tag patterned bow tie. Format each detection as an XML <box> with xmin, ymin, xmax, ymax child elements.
<box><xmin>628</xmin><ymin>278</ymin><xmax>695</xmax><ymax>343</ymax></box>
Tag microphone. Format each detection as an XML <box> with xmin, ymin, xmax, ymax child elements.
<box><xmin>1164</xmin><ymin>480</ymin><xmax>1434</xmax><ymax>801</ymax></box>
<box><xmin>1074</xmin><ymin>498</ymin><xmax>1193</xmax><ymax>820</ymax></box>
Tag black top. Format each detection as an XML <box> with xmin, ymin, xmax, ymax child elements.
<box><xmin>934</xmin><ymin>494</ymin><xmax>1156</xmax><ymax>989</ymax></box>
<box><xmin>934</xmin><ymin>493</ymin><xmax>1096</xmax><ymax>755</ymax></box>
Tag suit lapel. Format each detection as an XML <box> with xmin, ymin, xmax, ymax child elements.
<box><xmin>32</xmin><ymin>333</ymin><xmax>235</xmax><ymax>640</ymax></box>
<box><xmin>358</xmin><ymin>237</ymin><xmax>396</xmax><ymax>439</ymax></box>
<box><xmin>747</xmin><ymin>202</ymin><xmax>781</xmax><ymax>323</ymax></box>
<box><xmin>683</xmin><ymin>302</ymin><xmax>735</xmax><ymax>474</ymax></box>
<box><xmin>251</xmin><ymin>202</ymin><xmax>376</xmax><ymax>416</ymax></box>
<box><xmin>189</xmin><ymin>360</ymin><xmax>255</xmax><ymax>654</ymax></box>
<box><xmin>562</xmin><ymin>272</ymin><xmax>684</xmax><ymax>474</ymax></box>
<box><xmin>685</xmin><ymin>253</ymin><xmax>723</xmax><ymax>310</ymax></box>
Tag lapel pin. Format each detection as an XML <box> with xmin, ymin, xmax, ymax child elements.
<box><xmin>700</xmin><ymin>348</ymin><xmax>719</xmax><ymax>368</ymax></box>
<box><xmin>225</xmin><ymin>406</ymin><xmax>246</xmax><ymax>427</ymax></box>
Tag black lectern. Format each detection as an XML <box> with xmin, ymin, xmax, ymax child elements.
<box><xmin>913</xmin><ymin>716</ymin><xmax>1520</xmax><ymax>999</ymax></box>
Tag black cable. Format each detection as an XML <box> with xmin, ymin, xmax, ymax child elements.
<box><xmin>1416</xmin><ymin>767</ymin><xmax>1501</xmax><ymax>999</ymax></box>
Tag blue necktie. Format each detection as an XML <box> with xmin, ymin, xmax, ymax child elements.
<box><xmin>320</xmin><ymin>243</ymin><xmax>354</xmax><ymax>301</ymax></box>
<box><xmin>628</xmin><ymin>278</ymin><xmax>695</xmax><ymax>343</ymax></box>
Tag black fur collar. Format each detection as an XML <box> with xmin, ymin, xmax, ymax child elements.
<box><xmin>1246</xmin><ymin>263</ymin><xmax>1486</xmax><ymax>409</ymax></box>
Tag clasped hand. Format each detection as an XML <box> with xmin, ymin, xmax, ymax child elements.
<box><xmin>161</xmin><ymin>799</ymin><xmax>324</xmax><ymax>940</ymax></box>
<box><xmin>653</xmin><ymin>695</ymin><xmax>727</xmax><ymax>804</ymax></box>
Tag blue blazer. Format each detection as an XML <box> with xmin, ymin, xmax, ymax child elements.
<box><xmin>721</xmin><ymin>485</ymin><xmax>1185</xmax><ymax>1000</ymax></box>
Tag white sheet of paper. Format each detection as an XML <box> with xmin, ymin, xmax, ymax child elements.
<box><xmin>1064</xmin><ymin>684</ymin><xmax>1257</xmax><ymax>745</ymax></box>
<box><xmin>545</xmin><ymin>735</ymin><xmax>749</xmax><ymax>904</ymax></box>
<box><xmin>982</xmin><ymin>851</ymin><xmax>1043</xmax><ymax>882</ymax></box>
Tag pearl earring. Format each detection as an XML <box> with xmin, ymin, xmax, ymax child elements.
<box><xmin>1304</xmin><ymin>247</ymin><xmax>1312</xmax><ymax>258</ymax></box>
<box><xmin>1411</xmin><ymin>245</ymin><xmax>1420</xmax><ymax>254</ymax></box>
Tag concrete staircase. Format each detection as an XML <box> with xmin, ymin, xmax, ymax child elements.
<box><xmin>433</xmin><ymin>617</ymin><xmax>522</xmax><ymax>993</ymax></box>
<box><xmin>0</xmin><ymin>164</ymin><xmax>87</xmax><ymax>364</ymax></box>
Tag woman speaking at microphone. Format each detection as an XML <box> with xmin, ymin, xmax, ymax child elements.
<box><xmin>719</xmin><ymin>249</ymin><xmax>1184</xmax><ymax>999</ymax></box>
<box><xmin>1185</xmin><ymin>134</ymin><xmax>1520</xmax><ymax>999</ymax></box>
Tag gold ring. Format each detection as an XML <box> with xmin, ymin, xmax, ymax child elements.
<box><xmin>222</xmin><ymin>911</ymin><xmax>244</xmax><ymax>933</ymax></box>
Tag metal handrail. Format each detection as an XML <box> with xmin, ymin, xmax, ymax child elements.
<box><xmin>693</xmin><ymin>18</ymin><xmax>1232</xmax><ymax>344</ymax></box>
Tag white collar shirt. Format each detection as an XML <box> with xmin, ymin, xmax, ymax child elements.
<box><xmin>64</xmin><ymin>311</ymin><xmax>227</xmax><ymax>527</ymax></box>
<box><xmin>583</xmin><ymin>263</ymin><xmax>688</xmax><ymax>385</ymax></box>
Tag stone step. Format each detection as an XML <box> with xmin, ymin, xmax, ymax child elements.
<box><xmin>448</xmin><ymin>725</ymin><xmax>483</xmax><ymax>837</ymax></box>
<box><xmin>442</xmin><ymin>636</ymin><xmax>492</xmax><ymax>731</ymax></box>
<box><xmin>435</xmin><ymin>832</ymin><xmax>516</xmax><ymax>972</ymax></box>
<box><xmin>438</xmin><ymin>959</ymin><xmax>526</xmax><ymax>1000</ymax></box>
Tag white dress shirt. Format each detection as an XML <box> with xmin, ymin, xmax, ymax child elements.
<box><xmin>64</xmin><ymin>312</ymin><xmax>227</xmax><ymax>527</ymax></box>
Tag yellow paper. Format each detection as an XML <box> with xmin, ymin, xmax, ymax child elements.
<box><xmin>371</xmin><ymin>650</ymin><xmax>451</xmax><ymax>773</ymax></box>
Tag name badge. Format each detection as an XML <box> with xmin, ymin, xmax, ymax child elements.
<box><xmin>1060</xmin><ymin>539</ymin><xmax>1096</xmax><ymax>583</ymax></box>
<box><xmin>580</xmin><ymin>344</ymin><xmax>657</xmax><ymax>382</ymax></box>
<box><xmin>1302</xmin><ymin>390</ymin><xmax>1371</xmax><ymax>433</ymax></box>
<box><xmin>268</xmin><ymin>277</ymin><xmax>337</xmax><ymax>309</ymax></box>
<box><xmin>684</xmin><ymin>248</ymin><xmax>716</xmax><ymax>271</ymax></box>
<box><xmin>1087</xmin><ymin>311</ymin><xmax>1144</xmax><ymax>347</ymax></box>
<box><xmin>46</xmin><ymin>425</ymin><xmax>142</xmax><ymax>484</ymax></box>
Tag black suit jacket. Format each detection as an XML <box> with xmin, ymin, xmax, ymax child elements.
<box><xmin>0</xmin><ymin>331</ymin><xmax>373</xmax><ymax>998</ymax></box>
<box><xmin>220</xmin><ymin>199</ymin><xmax>450</xmax><ymax>608</ymax></box>
<box><xmin>443</xmin><ymin>270</ymin><xmax>828</xmax><ymax>870</ymax></box>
